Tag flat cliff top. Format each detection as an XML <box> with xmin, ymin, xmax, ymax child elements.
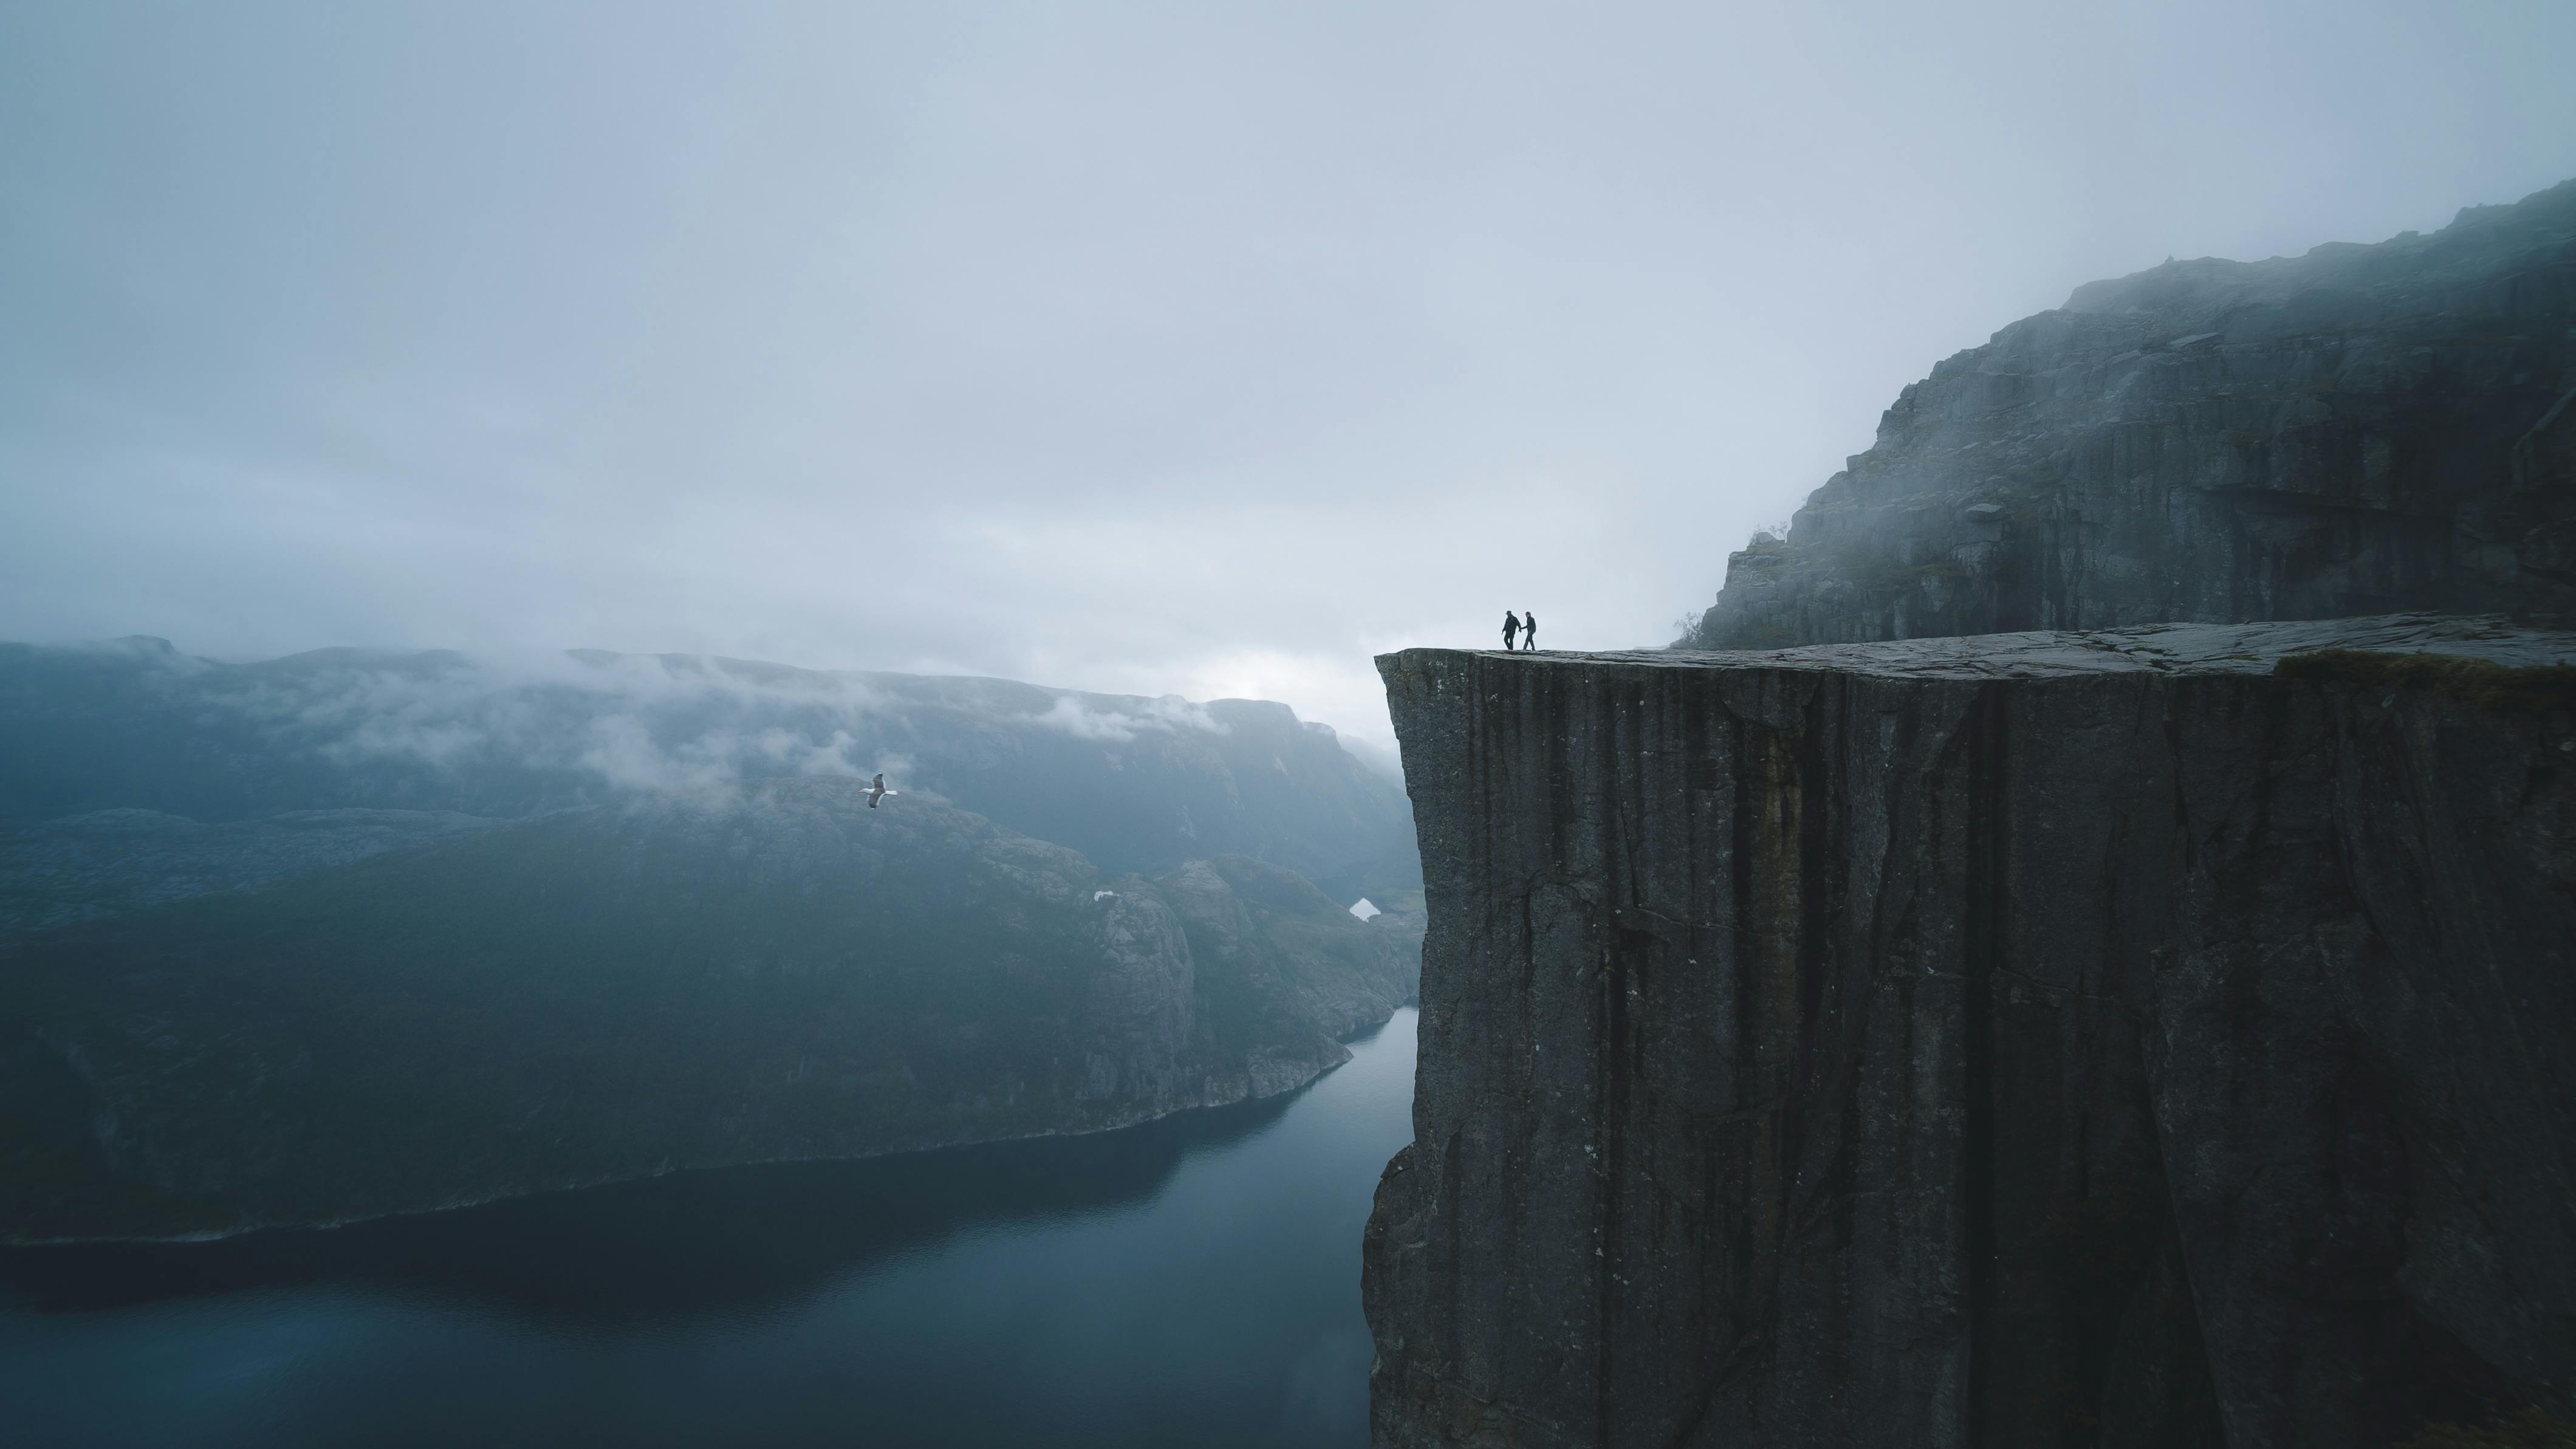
<box><xmin>1386</xmin><ymin>612</ymin><xmax>2576</xmax><ymax>680</ymax></box>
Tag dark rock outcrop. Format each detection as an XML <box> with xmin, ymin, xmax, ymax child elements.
<box><xmin>1680</xmin><ymin>179</ymin><xmax>2576</xmax><ymax>649</ymax></box>
<box><xmin>1</xmin><ymin>778</ymin><xmax>1417</xmax><ymax>1243</ymax></box>
<box><xmin>1365</xmin><ymin>617</ymin><xmax>2575</xmax><ymax>1447</ymax></box>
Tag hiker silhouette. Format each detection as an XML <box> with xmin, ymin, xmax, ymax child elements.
<box><xmin>1502</xmin><ymin>611</ymin><xmax>1521</xmax><ymax>651</ymax></box>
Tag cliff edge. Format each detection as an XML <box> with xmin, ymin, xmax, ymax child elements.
<box><xmin>1366</xmin><ymin>615</ymin><xmax>2575</xmax><ymax>1447</ymax></box>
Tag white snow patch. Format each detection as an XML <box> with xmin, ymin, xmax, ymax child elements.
<box><xmin>1094</xmin><ymin>890</ymin><xmax>1117</xmax><ymax>902</ymax></box>
<box><xmin>1348</xmin><ymin>897</ymin><xmax>1382</xmax><ymax>921</ymax></box>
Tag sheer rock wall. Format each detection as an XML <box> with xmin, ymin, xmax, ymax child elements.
<box><xmin>1366</xmin><ymin>616</ymin><xmax>2576</xmax><ymax>1448</ymax></box>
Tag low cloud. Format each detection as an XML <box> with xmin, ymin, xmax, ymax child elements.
<box><xmin>1031</xmin><ymin>693</ymin><xmax>1224</xmax><ymax>743</ymax></box>
<box><xmin>90</xmin><ymin>642</ymin><xmax>1250</xmax><ymax>804</ymax></box>
<box><xmin>245</xmin><ymin>649</ymin><xmax>897</xmax><ymax>800</ymax></box>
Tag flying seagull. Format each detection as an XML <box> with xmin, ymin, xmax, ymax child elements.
<box><xmin>868</xmin><ymin>773</ymin><xmax>897</xmax><ymax>808</ymax></box>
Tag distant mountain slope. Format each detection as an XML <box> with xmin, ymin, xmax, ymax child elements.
<box><xmin>0</xmin><ymin>639</ymin><xmax>1422</xmax><ymax>904</ymax></box>
<box><xmin>0</xmin><ymin>807</ymin><xmax>494</xmax><ymax>933</ymax></box>
<box><xmin>1680</xmin><ymin>176</ymin><xmax>2576</xmax><ymax>648</ymax></box>
<box><xmin>0</xmin><ymin>777</ymin><xmax>1417</xmax><ymax>1242</ymax></box>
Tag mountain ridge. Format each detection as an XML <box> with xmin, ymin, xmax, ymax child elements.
<box><xmin>1</xmin><ymin>778</ymin><xmax>1419</xmax><ymax>1243</ymax></box>
<box><xmin>0</xmin><ymin>642</ymin><xmax>1425</xmax><ymax>1242</ymax></box>
<box><xmin>0</xmin><ymin>636</ymin><xmax>1423</xmax><ymax>904</ymax></box>
<box><xmin>1679</xmin><ymin>176</ymin><xmax>2576</xmax><ymax>649</ymax></box>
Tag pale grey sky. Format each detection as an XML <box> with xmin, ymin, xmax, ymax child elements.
<box><xmin>5</xmin><ymin>0</ymin><xmax>2573</xmax><ymax>747</ymax></box>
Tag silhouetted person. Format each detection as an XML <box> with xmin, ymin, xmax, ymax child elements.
<box><xmin>1502</xmin><ymin>611</ymin><xmax>1521</xmax><ymax>651</ymax></box>
<box><xmin>1522</xmin><ymin>612</ymin><xmax>1536</xmax><ymax>650</ymax></box>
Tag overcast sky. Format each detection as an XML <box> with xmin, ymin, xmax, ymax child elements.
<box><xmin>4</xmin><ymin>1</ymin><xmax>2573</xmax><ymax>748</ymax></box>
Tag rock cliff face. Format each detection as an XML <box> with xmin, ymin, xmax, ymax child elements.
<box><xmin>1680</xmin><ymin>179</ymin><xmax>2576</xmax><ymax>649</ymax></box>
<box><xmin>1</xmin><ymin>779</ymin><xmax>1417</xmax><ymax>1242</ymax></box>
<box><xmin>1365</xmin><ymin>617</ymin><xmax>2576</xmax><ymax>1448</ymax></box>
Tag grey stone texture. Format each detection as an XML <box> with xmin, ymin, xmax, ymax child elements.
<box><xmin>1680</xmin><ymin>179</ymin><xmax>2576</xmax><ymax>650</ymax></box>
<box><xmin>1366</xmin><ymin>617</ymin><xmax>2576</xmax><ymax>1448</ymax></box>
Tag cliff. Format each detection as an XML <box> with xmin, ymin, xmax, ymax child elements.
<box><xmin>0</xmin><ymin>778</ymin><xmax>1417</xmax><ymax>1242</ymax></box>
<box><xmin>1680</xmin><ymin>178</ymin><xmax>2576</xmax><ymax>649</ymax></box>
<box><xmin>1365</xmin><ymin>617</ymin><xmax>2576</xmax><ymax>1447</ymax></box>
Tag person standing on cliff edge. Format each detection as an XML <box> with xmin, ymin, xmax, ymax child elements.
<box><xmin>1522</xmin><ymin>611</ymin><xmax>1536</xmax><ymax>650</ymax></box>
<box><xmin>1501</xmin><ymin>611</ymin><xmax>1521</xmax><ymax>651</ymax></box>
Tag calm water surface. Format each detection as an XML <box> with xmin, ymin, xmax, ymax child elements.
<box><xmin>0</xmin><ymin>1009</ymin><xmax>1417</xmax><ymax>1448</ymax></box>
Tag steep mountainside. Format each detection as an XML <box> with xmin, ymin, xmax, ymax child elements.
<box><xmin>0</xmin><ymin>807</ymin><xmax>494</xmax><ymax>933</ymax></box>
<box><xmin>0</xmin><ymin>639</ymin><xmax>1422</xmax><ymax>904</ymax></box>
<box><xmin>1366</xmin><ymin>620</ymin><xmax>2575</xmax><ymax>1448</ymax></box>
<box><xmin>1</xmin><ymin>778</ymin><xmax>1417</xmax><ymax>1242</ymax></box>
<box><xmin>1681</xmin><ymin>177</ymin><xmax>2576</xmax><ymax>649</ymax></box>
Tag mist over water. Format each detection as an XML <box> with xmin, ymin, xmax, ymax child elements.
<box><xmin>0</xmin><ymin>1010</ymin><xmax>1419</xmax><ymax>1448</ymax></box>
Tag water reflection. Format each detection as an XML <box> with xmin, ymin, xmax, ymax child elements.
<box><xmin>4</xmin><ymin>1085</ymin><xmax>1299</xmax><ymax>1325</ymax></box>
<box><xmin>0</xmin><ymin>1009</ymin><xmax>1416</xmax><ymax>1449</ymax></box>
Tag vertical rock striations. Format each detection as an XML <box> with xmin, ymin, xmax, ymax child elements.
<box><xmin>1680</xmin><ymin>179</ymin><xmax>2576</xmax><ymax>649</ymax></box>
<box><xmin>1365</xmin><ymin>616</ymin><xmax>2576</xmax><ymax>1448</ymax></box>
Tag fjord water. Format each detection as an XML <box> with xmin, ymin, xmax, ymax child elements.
<box><xmin>0</xmin><ymin>1010</ymin><xmax>1417</xmax><ymax>1448</ymax></box>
